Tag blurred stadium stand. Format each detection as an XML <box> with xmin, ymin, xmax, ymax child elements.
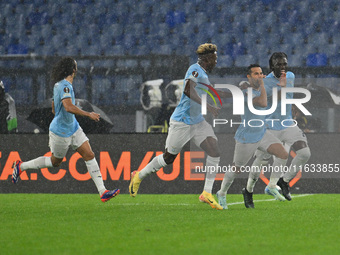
<box><xmin>0</xmin><ymin>0</ymin><xmax>339</xmax><ymax>67</ymax></box>
<box><xmin>0</xmin><ymin>0</ymin><xmax>340</xmax><ymax>132</ymax></box>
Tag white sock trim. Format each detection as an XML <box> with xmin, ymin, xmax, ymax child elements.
<box><xmin>206</xmin><ymin>156</ymin><xmax>220</xmax><ymax>168</ymax></box>
<box><xmin>139</xmin><ymin>154</ymin><xmax>167</xmax><ymax>180</ymax></box>
<box><xmin>157</xmin><ymin>154</ymin><xmax>167</xmax><ymax>167</ymax></box>
<box><xmin>45</xmin><ymin>157</ymin><xmax>53</xmax><ymax>168</ymax></box>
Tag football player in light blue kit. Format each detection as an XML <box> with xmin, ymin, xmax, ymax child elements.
<box><xmin>245</xmin><ymin>53</ymin><xmax>311</xmax><ymax>202</ymax></box>
<box><xmin>130</xmin><ymin>43</ymin><xmax>228</xmax><ymax>210</ymax></box>
<box><xmin>12</xmin><ymin>57</ymin><xmax>120</xmax><ymax>203</ymax></box>
<box><xmin>216</xmin><ymin>64</ymin><xmax>288</xmax><ymax>209</ymax></box>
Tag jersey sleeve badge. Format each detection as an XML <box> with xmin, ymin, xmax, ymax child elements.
<box><xmin>192</xmin><ymin>71</ymin><xmax>199</xmax><ymax>77</ymax></box>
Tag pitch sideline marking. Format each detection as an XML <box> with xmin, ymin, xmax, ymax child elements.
<box><xmin>116</xmin><ymin>194</ymin><xmax>313</xmax><ymax>206</ymax></box>
<box><xmin>227</xmin><ymin>193</ymin><xmax>313</xmax><ymax>206</ymax></box>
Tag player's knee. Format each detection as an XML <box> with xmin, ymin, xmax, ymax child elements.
<box><xmin>254</xmin><ymin>155</ymin><xmax>270</xmax><ymax>166</ymax></box>
<box><xmin>207</xmin><ymin>151</ymin><xmax>220</xmax><ymax>157</ymax></box>
<box><xmin>88</xmin><ymin>151</ymin><xmax>95</xmax><ymax>159</ymax></box>
<box><xmin>205</xmin><ymin>145</ymin><xmax>220</xmax><ymax>157</ymax></box>
<box><xmin>278</xmin><ymin>150</ymin><xmax>289</xmax><ymax>160</ymax></box>
<box><xmin>163</xmin><ymin>153</ymin><xmax>177</xmax><ymax>165</ymax></box>
<box><xmin>52</xmin><ymin>160</ymin><xmax>62</xmax><ymax>167</ymax></box>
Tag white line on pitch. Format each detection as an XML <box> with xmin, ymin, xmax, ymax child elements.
<box><xmin>227</xmin><ymin>193</ymin><xmax>314</xmax><ymax>206</ymax></box>
<box><xmin>116</xmin><ymin>194</ymin><xmax>314</xmax><ymax>206</ymax></box>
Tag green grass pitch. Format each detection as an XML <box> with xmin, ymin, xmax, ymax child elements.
<box><xmin>1</xmin><ymin>193</ymin><xmax>339</xmax><ymax>255</ymax></box>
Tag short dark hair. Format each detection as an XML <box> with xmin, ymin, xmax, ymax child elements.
<box><xmin>247</xmin><ymin>64</ymin><xmax>261</xmax><ymax>75</ymax></box>
<box><xmin>51</xmin><ymin>57</ymin><xmax>77</xmax><ymax>85</ymax></box>
<box><xmin>269</xmin><ymin>52</ymin><xmax>288</xmax><ymax>70</ymax></box>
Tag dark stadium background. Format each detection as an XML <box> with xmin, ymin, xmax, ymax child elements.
<box><xmin>0</xmin><ymin>0</ymin><xmax>339</xmax><ymax>133</ymax></box>
<box><xmin>0</xmin><ymin>0</ymin><xmax>339</xmax><ymax>193</ymax></box>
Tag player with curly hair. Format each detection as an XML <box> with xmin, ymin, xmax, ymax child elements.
<box><xmin>12</xmin><ymin>57</ymin><xmax>120</xmax><ymax>202</ymax></box>
<box><xmin>129</xmin><ymin>43</ymin><xmax>227</xmax><ymax>210</ymax></box>
<box><xmin>243</xmin><ymin>52</ymin><xmax>311</xmax><ymax>206</ymax></box>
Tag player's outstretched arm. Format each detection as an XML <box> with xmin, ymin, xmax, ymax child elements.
<box><xmin>62</xmin><ymin>98</ymin><xmax>100</xmax><ymax>122</ymax></box>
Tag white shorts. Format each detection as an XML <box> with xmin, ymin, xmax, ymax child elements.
<box><xmin>268</xmin><ymin>126</ymin><xmax>308</xmax><ymax>147</ymax></box>
<box><xmin>165</xmin><ymin>119</ymin><xmax>217</xmax><ymax>155</ymax></box>
<box><xmin>49</xmin><ymin>127</ymin><xmax>89</xmax><ymax>159</ymax></box>
<box><xmin>254</xmin><ymin>126</ymin><xmax>308</xmax><ymax>160</ymax></box>
<box><xmin>233</xmin><ymin>129</ymin><xmax>282</xmax><ymax>167</ymax></box>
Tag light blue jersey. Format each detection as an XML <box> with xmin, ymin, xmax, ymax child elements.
<box><xmin>234</xmin><ymin>88</ymin><xmax>266</xmax><ymax>143</ymax></box>
<box><xmin>264</xmin><ymin>71</ymin><xmax>295</xmax><ymax>130</ymax></box>
<box><xmin>171</xmin><ymin>63</ymin><xmax>211</xmax><ymax>125</ymax></box>
<box><xmin>49</xmin><ymin>79</ymin><xmax>79</xmax><ymax>137</ymax></box>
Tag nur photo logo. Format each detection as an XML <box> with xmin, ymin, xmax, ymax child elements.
<box><xmin>201</xmin><ymin>84</ymin><xmax>311</xmax><ymax>116</ymax></box>
<box><xmin>198</xmin><ymin>82</ymin><xmax>222</xmax><ymax>115</ymax></box>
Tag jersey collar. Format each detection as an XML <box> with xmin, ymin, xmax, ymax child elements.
<box><xmin>270</xmin><ymin>71</ymin><xmax>280</xmax><ymax>80</ymax></box>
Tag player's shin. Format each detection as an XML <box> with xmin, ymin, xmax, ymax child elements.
<box><xmin>203</xmin><ymin>156</ymin><xmax>220</xmax><ymax>193</ymax></box>
<box><xmin>283</xmin><ymin>147</ymin><xmax>311</xmax><ymax>182</ymax></box>
<box><xmin>86</xmin><ymin>158</ymin><xmax>106</xmax><ymax>195</ymax></box>
<box><xmin>247</xmin><ymin>156</ymin><xmax>269</xmax><ymax>192</ymax></box>
<box><xmin>268</xmin><ymin>157</ymin><xmax>287</xmax><ymax>188</ymax></box>
<box><xmin>246</xmin><ymin>169</ymin><xmax>261</xmax><ymax>193</ymax></box>
<box><xmin>138</xmin><ymin>154</ymin><xmax>167</xmax><ymax>180</ymax></box>
<box><xmin>218</xmin><ymin>169</ymin><xmax>238</xmax><ymax>196</ymax></box>
<box><xmin>20</xmin><ymin>156</ymin><xmax>53</xmax><ymax>171</ymax></box>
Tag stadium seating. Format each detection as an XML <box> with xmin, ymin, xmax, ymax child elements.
<box><xmin>1</xmin><ymin>0</ymin><xmax>340</xmax><ymax>109</ymax></box>
<box><xmin>218</xmin><ymin>55</ymin><xmax>233</xmax><ymax>67</ymax></box>
<box><xmin>0</xmin><ymin>0</ymin><xmax>339</xmax><ymax>68</ymax></box>
<box><xmin>329</xmin><ymin>55</ymin><xmax>340</xmax><ymax>67</ymax></box>
<box><xmin>306</xmin><ymin>53</ymin><xmax>328</xmax><ymax>67</ymax></box>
